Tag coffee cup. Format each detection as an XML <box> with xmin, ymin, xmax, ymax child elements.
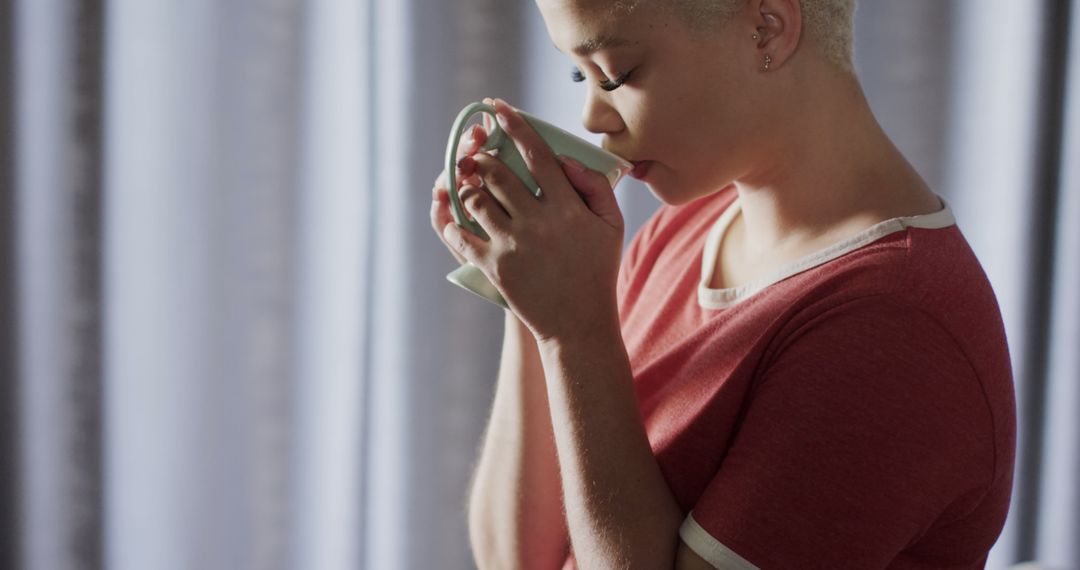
<box><xmin>443</xmin><ymin>101</ymin><xmax>633</xmax><ymax>308</ymax></box>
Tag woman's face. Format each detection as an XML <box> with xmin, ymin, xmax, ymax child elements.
<box><xmin>537</xmin><ymin>0</ymin><xmax>769</xmax><ymax>205</ymax></box>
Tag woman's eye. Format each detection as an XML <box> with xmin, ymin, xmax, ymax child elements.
<box><xmin>570</xmin><ymin>66</ymin><xmax>633</xmax><ymax>92</ymax></box>
<box><xmin>599</xmin><ymin>69</ymin><xmax>633</xmax><ymax>91</ymax></box>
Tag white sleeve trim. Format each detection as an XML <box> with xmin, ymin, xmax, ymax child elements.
<box><xmin>679</xmin><ymin>512</ymin><xmax>761</xmax><ymax>570</ymax></box>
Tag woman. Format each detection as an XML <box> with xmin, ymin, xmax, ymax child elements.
<box><xmin>430</xmin><ymin>0</ymin><xmax>1015</xmax><ymax>568</ymax></box>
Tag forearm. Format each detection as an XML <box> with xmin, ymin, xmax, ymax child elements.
<box><xmin>537</xmin><ymin>314</ymin><xmax>684</xmax><ymax>569</ymax></box>
<box><xmin>467</xmin><ymin>311</ymin><xmax>569</xmax><ymax>569</ymax></box>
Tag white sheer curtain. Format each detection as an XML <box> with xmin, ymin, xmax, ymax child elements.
<box><xmin>105</xmin><ymin>1</ymin><xmax>301</xmax><ymax>569</ymax></box>
<box><xmin>8</xmin><ymin>1</ymin><xmax>1079</xmax><ymax>569</ymax></box>
<box><xmin>16</xmin><ymin>2</ymin><xmax>105</xmax><ymax>569</ymax></box>
<box><xmin>1034</xmin><ymin>0</ymin><xmax>1080</xmax><ymax>564</ymax></box>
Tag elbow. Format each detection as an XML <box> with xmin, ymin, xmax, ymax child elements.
<box><xmin>468</xmin><ymin>506</ymin><xmax>569</xmax><ymax>570</ymax></box>
<box><xmin>467</xmin><ymin>501</ymin><xmax>520</xmax><ymax>570</ymax></box>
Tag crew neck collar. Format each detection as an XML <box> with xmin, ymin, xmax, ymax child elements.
<box><xmin>698</xmin><ymin>195</ymin><xmax>956</xmax><ymax>310</ymax></box>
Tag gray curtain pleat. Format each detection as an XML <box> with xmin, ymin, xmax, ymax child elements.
<box><xmin>1038</xmin><ymin>0</ymin><xmax>1080</xmax><ymax>561</ymax></box>
<box><xmin>1</xmin><ymin>0</ymin><xmax>19</xmax><ymax>566</ymax></box>
<box><xmin>203</xmin><ymin>1</ymin><xmax>304</xmax><ymax>568</ymax></box>
<box><xmin>1013</xmin><ymin>0</ymin><xmax>1074</xmax><ymax>561</ymax></box>
<box><xmin>356</xmin><ymin>1</ymin><xmax>376</xmax><ymax>563</ymax></box>
<box><xmin>67</xmin><ymin>1</ymin><xmax>105</xmax><ymax>568</ymax></box>
<box><xmin>1034</xmin><ymin>0</ymin><xmax>1080</xmax><ymax>566</ymax></box>
<box><xmin>360</xmin><ymin>0</ymin><xmax>526</xmax><ymax>568</ymax></box>
<box><xmin>15</xmin><ymin>1</ymin><xmax>105</xmax><ymax>568</ymax></box>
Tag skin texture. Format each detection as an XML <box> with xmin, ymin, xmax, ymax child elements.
<box><xmin>432</xmin><ymin>0</ymin><xmax>944</xmax><ymax>567</ymax></box>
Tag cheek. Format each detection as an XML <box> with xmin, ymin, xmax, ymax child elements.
<box><xmin>625</xmin><ymin>91</ymin><xmax>692</xmax><ymax>152</ymax></box>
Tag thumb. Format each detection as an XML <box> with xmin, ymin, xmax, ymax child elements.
<box><xmin>558</xmin><ymin>156</ymin><xmax>623</xmax><ymax>229</ymax></box>
<box><xmin>442</xmin><ymin>221</ymin><xmax>488</xmax><ymax>266</ymax></box>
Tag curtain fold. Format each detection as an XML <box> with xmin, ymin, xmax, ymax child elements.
<box><xmin>104</xmin><ymin>2</ymin><xmax>219</xmax><ymax>569</ymax></box>
<box><xmin>289</xmin><ymin>1</ymin><xmax>368</xmax><ymax>569</ymax></box>
<box><xmin>104</xmin><ymin>1</ymin><xmax>305</xmax><ymax>568</ymax></box>
<box><xmin>1034</xmin><ymin>1</ymin><xmax>1080</xmax><ymax>565</ymax></box>
<box><xmin>361</xmin><ymin>0</ymin><xmax>528</xmax><ymax>567</ymax></box>
<box><xmin>1</xmin><ymin>0</ymin><xmax>19</xmax><ymax>567</ymax></box>
<box><xmin>16</xmin><ymin>1</ymin><xmax>104</xmax><ymax>569</ymax></box>
<box><xmin>1012</xmin><ymin>0</ymin><xmax>1076</xmax><ymax>561</ymax></box>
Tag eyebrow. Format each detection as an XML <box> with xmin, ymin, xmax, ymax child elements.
<box><xmin>571</xmin><ymin>34</ymin><xmax>632</xmax><ymax>56</ymax></box>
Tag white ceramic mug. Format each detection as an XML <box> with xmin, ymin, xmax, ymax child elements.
<box><xmin>443</xmin><ymin>101</ymin><xmax>633</xmax><ymax>308</ymax></box>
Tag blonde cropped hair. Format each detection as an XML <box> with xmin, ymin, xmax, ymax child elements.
<box><xmin>617</xmin><ymin>0</ymin><xmax>858</xmax><ymax>72</ymax></box>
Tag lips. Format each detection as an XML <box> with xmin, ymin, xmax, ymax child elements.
<box><xmin>630</xmin><ymin>160</ymin><xmax>652</xmax><ymax>180</ymax></box>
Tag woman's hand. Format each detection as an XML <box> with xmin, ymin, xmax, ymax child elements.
<box><xmin>441</xmin><ymin>98</ymin><xmax>625</xmax><ymax>344</ymax></box>
<box><xmin>431</xmin><ymin>99</ymin><xmax>497</xmax><ymax>265</ymax></box>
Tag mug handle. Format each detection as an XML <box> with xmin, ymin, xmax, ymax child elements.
<box><xmin>443</xmin><ymin>102</ymin><xmax>510</xmax><ymax>309</ymax></box>
<box><xmin>444</xmin><ymin>101</ymin><xmax>506</xmax><ymax>240</ymax></box>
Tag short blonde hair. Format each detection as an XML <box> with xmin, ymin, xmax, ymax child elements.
<box><xmin>619</xmin><ymin>1</ymin><xmax>858</xmax><ymax>72</ymax></box>
<box><xmin>797</xmin><ymin>0</ymin><xmax>857</xmax><ymax>72</ymax></box>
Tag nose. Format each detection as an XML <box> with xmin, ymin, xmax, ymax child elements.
<box><xmin>580</xmin><ymin>87</ymin><xmax>625</xmax><ymax>135</ymax></box>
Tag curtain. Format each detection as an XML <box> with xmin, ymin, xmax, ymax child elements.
<box><xmin>1033</xmin><ymin>1</ymin><xmax>1080</xmax><ymax>564</ymax></box>
<box><xmin>1</xmin><ymin>0</ymin><xmax>18</xmax><ymax>567</ymax></box>
<box><xmin>3</xmin><ymin>1</ymin><xmax>1078</xmax><ymax>569</ymax></box>
<box><xmin>13</xmin><ymin>3</ymin><xmax>105</xmax><ymax>570</ymax></box>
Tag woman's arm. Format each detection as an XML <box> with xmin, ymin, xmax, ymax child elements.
<box><xmin>466</xmin><ymin>310</ymin><xmax>569</xmax><ymax>569</ymax></box>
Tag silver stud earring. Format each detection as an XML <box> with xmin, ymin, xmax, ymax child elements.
<box><xmin>763</xmin><ymin>54</ymin><xmax>772</xmax><ymax>71</ymax></box>
<box><xmin>752</xmin><ymin>33</ymin><xmax>759</xmax><ymax>40</ymax></box>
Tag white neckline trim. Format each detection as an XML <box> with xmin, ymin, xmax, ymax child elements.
<box><xmin>698</xmin><ymin>195</ymin><xmax>956</xmax><ymax>310</ymax></box>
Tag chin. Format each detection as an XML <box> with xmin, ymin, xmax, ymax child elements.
<box><xmin>645</xmin><ymin>176</ymin><xmax>729</xmax><ymax>207</ymax></box>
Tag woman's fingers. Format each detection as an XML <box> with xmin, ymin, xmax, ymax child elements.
<box><xmin>431</xmin><ymin>96</ymin><xmax>515</xmax><ymax>265</ymax></box>
<box><xmin>458</xmin><ymin>184</ymin><xmax>511</xmax><ymax>236</ymax></box>
<box><xmin>433</xmin><ymin>164</ymin><xmax>484</xmax><ymax>220</ymax></box>
<box><xmin>469</xmin><ymin>153</ymin><xmax>537</xmax><ymax>219</ymax></box>
<box><xmin>431</xmin><ymin>185</ymin><xmax>468</xmax><ymax>264</ymax></box>
<box><xmin>558</xmin><ymin>155</ymin><xmax>623</xmax><ymax>230</ymax></box>
<box><xmin>456</xmin><ymin>123</ymin><xmax>488</xmax><ymax>158</ymax></box>
<box><xmin>489</xmin><ymin>98</ymin><xmax>574</xmax><ymax>204</ymax></box>
<box><xmin>432</xmin><ymin>162</ymin><xmax>485</xmax><ymax>265</ymax></box>
<box><xmin>441</xmin><ymin>216</ymin><xmax>489</xmax><ymax>268</ymax></box>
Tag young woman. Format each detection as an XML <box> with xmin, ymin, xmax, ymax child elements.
<box><xmin>430</xmin><ymin>0</ymin><xmax>1015</xmax><ymax>568</ymax></box>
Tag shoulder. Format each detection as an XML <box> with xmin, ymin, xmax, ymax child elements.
<box><xmin>756</xmin><ymin>294</ymin><xmax>1001</xmax><ymax>482</ymax></box>
<box><xmin>761</xmin><ymin>295</ymin><xmax>979</xmax><ymax>396</ymax></box>
<box><xmin>686</xmin><ymin>294</ymin><xmax>1006</xmax><ymax>567</ymax></box>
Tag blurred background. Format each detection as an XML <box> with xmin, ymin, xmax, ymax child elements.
<box><xmin>1</xmin><ymin>0</ymin><xmax>1078</xmax><ymax>569</ymax></box>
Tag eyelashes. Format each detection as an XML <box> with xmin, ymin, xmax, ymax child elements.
<box><xmin>571</xmin><ymin>66</ymin><xmax>633</xmax><ymax>92</ymax></box>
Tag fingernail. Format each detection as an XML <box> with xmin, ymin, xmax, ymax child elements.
<box><xmin>493</xmin><ymin>99</ymin><xmax>511</xmax><ymax>128</ymax></box>
<box><xmin>558</xmin><ymin>155</ymin><xmax>585</xmax><ymax>172</ymax></box>
<box><xmin>456</xmin><ymin>156</ymin><xmax>476</xmax><ymax>174</ymax></box>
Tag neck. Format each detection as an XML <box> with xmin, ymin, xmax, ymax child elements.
<box><xmin>730</xmin><ymin>70</ymin><xmax>939</xmax><ymax>260</ymax></box>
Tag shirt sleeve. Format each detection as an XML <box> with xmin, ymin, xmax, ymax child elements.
<box><xmin>679</xmin><ymin>296</ymin><xmax>996</xmax><ymax>569</ymax></box>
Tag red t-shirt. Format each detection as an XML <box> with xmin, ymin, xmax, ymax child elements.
<box><xmin>561</xmin><ymin>186</ymin><xmax>1015</xmax><ymax>569</ymax></box>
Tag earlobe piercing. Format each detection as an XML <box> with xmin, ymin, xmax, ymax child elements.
<box><xmin>752</xmin><ymin>33</ymin><xmax>759</xmax><ymax>40</ymax></box>
<box><xmin>763</xmin><ymin>54</ymin><xmax>772</xmax><ymax>71</ymax></box>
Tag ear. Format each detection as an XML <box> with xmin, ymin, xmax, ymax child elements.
<box><xmin>751</xmin><ymin>0</ymin><xmax>802</xmax><ymax>72</ymax></box>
